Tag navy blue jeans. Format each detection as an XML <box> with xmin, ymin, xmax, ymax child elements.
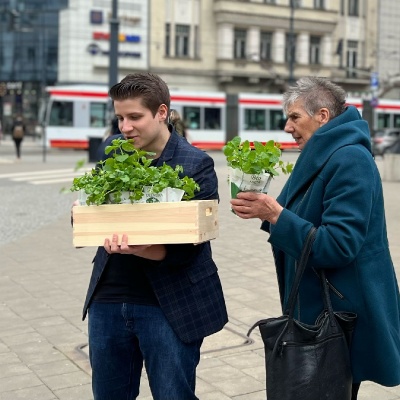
<box><xmin>88</xmin><ymin>302</ymin><xmax>202</xmax><ymax>400</ymax></box>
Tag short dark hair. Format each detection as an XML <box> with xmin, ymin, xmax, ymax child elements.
<box><xmin>109</xmin><ymin>72</ymin><xmax>170</xmax><ymax>117</ymax></box>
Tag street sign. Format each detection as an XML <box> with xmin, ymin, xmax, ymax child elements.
<box><xmin>370</xmin><ymin>72</ymin><xmax>379</xmax><ymax>91</ymax></box>
<box><xmin>370</xmin><ymin>97</ymin><xmax>379</xmax><ymax>108</ymax></box>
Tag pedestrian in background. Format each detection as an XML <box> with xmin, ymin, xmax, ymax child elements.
<box><xmin>77</xmin><ymin>72</ymin><xmax>228</xmax><ymax>400</ymax></box>
<box><xmin>11</xmin><ymin>116</ymin><xmax>25</xmax><ymax>160</ymax></box>
<box><xmin>96</xmin><ymin>116</ymin><xmax>121</xmax><ymax>159</ymax></box>
<box><xmin>169</xmin><ymin>109</ymin><xmax>190</xmax><ymax>142</ymax></box>
<box><xmin>231</xmin><ymin>76</ymin><xmax>400</xmax><ymax>399</ymax></box>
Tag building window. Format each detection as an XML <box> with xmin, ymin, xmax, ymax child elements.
<box><xmin>260</xmin><ymin>31</ymin><xmax>272</xmax><ymax>61</ymax></box>
<box><xmin>314</xmin><ymin>0</ymin><xmax>325</xmax><ymax>8</ymax></box>
<box><xmin>346</xmin><ymin>40</ymin><xmax>358</xmax><ymax>77</ymax></box>
<box><xmin>264</xmin><ymin>0</ymin><xmax>276</xmax><ymax>3</ymax></box>
<box><xmin>165</xmin><ymin>23</ymin><xmax>170</xmax><ymax>56</ymax></box>
<box><xmin>234</xmin><ymin>29</ymin><xmax>246</xmax><ymax>59</ymax></box>
<box><xmin>27</xmin><ymin>47</ymin><xmax>36</xmax><ymax>63</ymax></box>
<box><xmin>175</xmin><ymin>24</ymin><xmax>190</xmax><ymax>57</ymax></box>
<box><xmin>292</xmin><ymin>0</ymin><xmax>302</xmax><ymax>7</ymax></box>
<box><xmin>194</xmin><ymin>25</ymin><xmax>199</xmax><ymax>58</ymax></box>
<box><xmin>309</xmin><ymin>36</ymin><xmax>321</xmax><ymax>64</ymax></box>
<box><xmin>285</xmin><ymin>33</ymin><xmax>297</xmax><ymax>63</ymax></box>
<box><xmin>47</xmin><ymin>46</ymin><xmax>57</xmax><ymax>67</ymax></box>
<box><xmin>348</xmin><ymin>0</ymin><xmax>359</xmax><ymax>16</ymax></box>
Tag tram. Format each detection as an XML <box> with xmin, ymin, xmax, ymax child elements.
<box><xmin>41</xmin><ymin>84</ymin><xmax>400</xmax><ymax>150</ymax></box>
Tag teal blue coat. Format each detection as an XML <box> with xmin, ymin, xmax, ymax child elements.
<box><xmin>264</xmin><ymin>106</ymin><xmax>400</xmax><ymax>385</ymax></box>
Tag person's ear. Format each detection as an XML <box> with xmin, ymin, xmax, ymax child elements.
<box><xmin>158</xmin><ymin>104</ymin><xmax>168</xmax><ymax>122</ymax></box>
<box><xmin>318</xmin><ymin>108</ymin><xmax>330</xmax><ymax>126</ymax></box>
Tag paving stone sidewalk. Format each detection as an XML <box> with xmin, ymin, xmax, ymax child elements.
<box><xmin>1</xmin><ymin>146</ymin><xmax>400</xmax><ymax>399</ymax></box>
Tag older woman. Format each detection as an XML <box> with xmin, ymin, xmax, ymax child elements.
<box><xmin>231</xmin><ymin>77</ymin><xmax>400</xmax><ymax>399</ymax></box>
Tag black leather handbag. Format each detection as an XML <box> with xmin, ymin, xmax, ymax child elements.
<box><xmin>248</xmin><ymin>227</ymin><xmax>357</xmax><ymax>400</ymax></box>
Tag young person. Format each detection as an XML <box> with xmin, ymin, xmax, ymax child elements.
<box><xmin>169</xmin><ymin>108</ymin><xmax>188</xmax><ymax>139</ymax></box>
<box><xmin>81</xmin><ymin>72</ymin><xmax>228</xmax><ymax>400</ymax></box>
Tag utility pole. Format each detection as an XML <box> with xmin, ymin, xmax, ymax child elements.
<box><xmin>42</xmin><ymin>29</ymin><xmax>47</xmax><ymax>162</ymax></box>
<box><xmin>288</xmin><ymin>0</ymin><xmax>296</xmax><ymax>85</ymax></box>
<box><xmin>109</xmin><ymin>0</ymin><xmax>119</xmax><ymax>88</ymax></box>
<box><xmin>107</xmin><ymin>0</ymin><xmax>119</xmax><ymax>127</ymax></box>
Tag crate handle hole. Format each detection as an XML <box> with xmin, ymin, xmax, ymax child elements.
<box><xmin>205</xmin><ymin>207</ymin><xmax>213</xmax><ymax>216</ymax></box>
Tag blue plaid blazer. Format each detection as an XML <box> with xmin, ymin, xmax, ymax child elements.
<box><xmin>82</xmin><ymin>131</ymin><xmax>228</xmax><ymax>343</ymax></box>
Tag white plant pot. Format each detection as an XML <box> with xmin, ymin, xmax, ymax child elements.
<box><xmin>228</xmin><ymin>167</ymin><xmax>273</xmax><ymax>199</ymax></box>
<box><xmin>78</xmin><ymin>189</ymin><xmax>89</xmax><ymax>205</ymax></box>
<box><xmin>109</xmin><ymin>186</ymin><xmax>185</xmax><ymax>204</ymax></box>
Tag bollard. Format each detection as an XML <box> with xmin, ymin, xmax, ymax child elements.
<box><xmin>88</xmin><ymin>137</ymin><xmax>103</xmax><ymax>163</ymax></box>
<box><xmin>383</xmin><ymin>139</ymin><xmax>400</xmax><ymax>181</ymax></box>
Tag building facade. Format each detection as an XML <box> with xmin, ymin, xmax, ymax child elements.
<box><xmin>150</xmin><ymin>0</ymin><xmax>378</xmax><ymax>95</ymax></box>
<box><xmin>0</xmin><ymin>0</ymin><xmax>68</xmax><ymax>134</ymax></box>
<box><xmin>58</xmin><ymin>0</ymin><xmax>149</xmax><ymax>84</ymax></box>
<box><xmin>2</xmin><ymin>0</ymin><xmax>397</xmax><ymax>133</ymax></box>
<box><xmin>377</xmin><ymin>0</ymin><xmax>400</xmax><ymax>98</ymax></box>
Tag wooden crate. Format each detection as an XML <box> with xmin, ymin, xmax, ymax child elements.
<box><xmin>72</xmin><ymin>200</ymin><xmax>218</xmax><ymax>247</ymax></box>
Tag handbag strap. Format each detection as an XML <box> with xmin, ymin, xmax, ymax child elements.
<box><xmin>246</xmin><ymin>226</ymin><xmax>337</xmax><ymax>338</ymax></box>
<box><xmin>285</xmin><ymin>227</ymin><xmax>337</xmax><ymax>327</ymax></box>
<box><xmin>285</xmin><ymin>226</ymin><xmax>317</xmax><ymax>317</ymax></box>
<box><xmin>319</xmin><ymin>269</ymin><xmax>337</xmax><ymax>327</ymax></box>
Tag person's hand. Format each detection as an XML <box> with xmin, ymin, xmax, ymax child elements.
<box><xmin>230</xmin><ymin>192</ymin><xmax>283</xmax><ymax>224</ymax></box>
<box><xmin>71</xmin><ymin>199</ymin><xmax>80</xmax><ymax>226</ymax></box>
<box><xmin>104</xmin><ymin>234</ymin><xmax>152</xmax><ymax>256</ymax></box>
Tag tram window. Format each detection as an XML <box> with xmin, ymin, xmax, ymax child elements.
<box><xmin>183</xmin><ymin>107</ymin><xmax>200</xmax><ymax>129</ymax></box>
<box><xmin>377</xmin><ymin>113</ymin><xmax>391</xmax><ymax>129</ymax></box>
<box><xmin>244</xmin><ymin>109</ymin><xmax>265</xmax><ymax>130</ymax></box>
<box><xmin>393</xmin><ymin>115</ymin><xmax>400</xmax><ymax>128</ymax></box>
<box><xmin>90</xmin><ymin>102</ymin><xmax>107</xmax><ymax>127</ymax></box>
<box><xmin>49</xmin><ymin>101</ymin><xmax>73</xmax><ymax>126</ymax></box>
<box><xmin>204</xmin><ymin>108</ymin><xmax>221</xmax><ymax>129</ymax></box>
<box><xmin>270</xmin><ymin>110</ymin><xmax>285</xmax><ymax>130</ymax></box>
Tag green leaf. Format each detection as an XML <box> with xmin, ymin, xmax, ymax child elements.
<box><xmin>230</xmin><ymin>182</ymin><xmax>241</xmax><ymax>199</ymax></box>
<box><xmin>224</xmin><ymin>136</ymin><xmax>293</xmax><ymax>177</ymax></box>
<box><xmin>69</xmin><ymin>138</ymin><xmax>200</xmax><ymax>205</ymax></box>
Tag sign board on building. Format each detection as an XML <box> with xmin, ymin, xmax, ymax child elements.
<box><xmin>90</xmin><ymin>10</ymin><xmax>103</xmax><ymax>24</ymax></box>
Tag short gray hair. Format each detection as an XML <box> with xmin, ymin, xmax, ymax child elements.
<box><xmin>282</xmin><ymin>76</ymin><xmax>347</xmax><ymax>119</ymax></box>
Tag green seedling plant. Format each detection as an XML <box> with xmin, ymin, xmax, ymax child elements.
<box><xmin>223</xmin><ymin>136</ymin><xmax>293</xmax><ymax>176</ymax></box>
<box><xmin>70</xmin><ymin>138</ymin><xmax>199</xmax><ymax>205</ymax></box>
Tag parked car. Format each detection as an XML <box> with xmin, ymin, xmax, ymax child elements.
<box><xmin>371</xmin><ymin>129</ymin><xmax>400</xmax><ymax>156</ymax></box>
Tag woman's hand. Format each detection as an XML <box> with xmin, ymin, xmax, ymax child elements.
<box><xmin>104</xmin><ymin>234</ymin><xmax>166</xmax><ymax>260</ymax></box>
<box><xmin>230</xmin><ymin>191</ymin><xmax>283</xmax><ymax>224</ymax></box>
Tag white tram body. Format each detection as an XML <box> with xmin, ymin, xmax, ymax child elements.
<box><xmin>42</xmin><ymin>85</ymin><xmax>400</xmax><ymax>150</ymax></box>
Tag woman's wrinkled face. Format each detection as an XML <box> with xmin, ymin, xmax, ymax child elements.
<box><xmin>284</xmin><ymin>100</ymin><xmax>324</xmax><ymax>150</ymax></box>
